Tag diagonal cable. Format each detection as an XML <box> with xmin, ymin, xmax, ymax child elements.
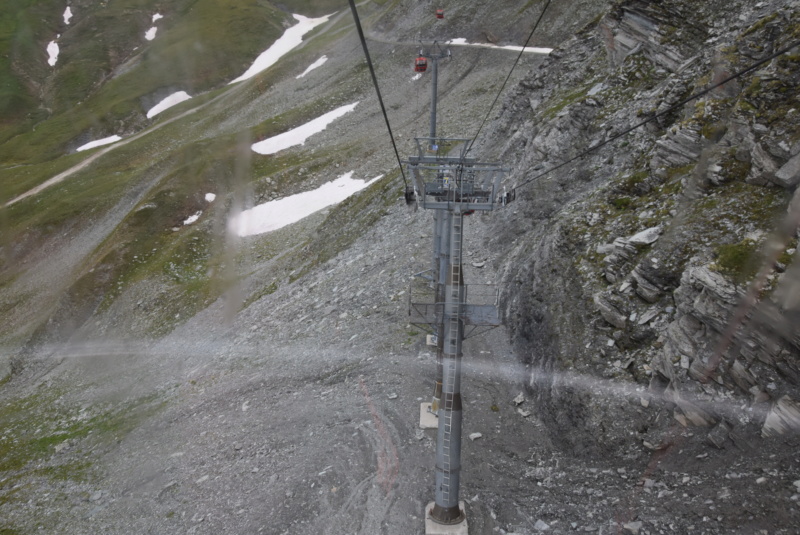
<box><xmin>348</xmin><ymin>0</ymin><xmax>408</xmax><ymax>188</ymax></box>
<box><xmin>514</xmin><ymin>39</ymin><xmax>800</xmax><ymax>191</ymax></box>
<box><xmin>465</xmin><ymin>0</ymin><xmax>553</xmax><ymax>156</ymax></box>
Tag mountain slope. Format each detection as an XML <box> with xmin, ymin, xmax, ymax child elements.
<box><xmin>483</xmin><ymin>0</ymin><xmax>800</xmax><ymax>460</ymax></box>
<box><xmin>1</xmin><ymin>0</ymin><xmax>800</xmax><ymax>533</ymax></box>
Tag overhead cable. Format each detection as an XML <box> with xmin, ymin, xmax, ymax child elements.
<box><xmin>347</xmin><ymin>0</ymin><xmax>408</xmax><ymax>188</ymax></box>
<box><xmin>514</xmin><ymin>38</ymin><xmax>800</xmax><ymax>192</ymax></box>
<box><xmin>465</xmin><ymin>0</ymin><xmax>553</xmax><ymax>156</ymax></box>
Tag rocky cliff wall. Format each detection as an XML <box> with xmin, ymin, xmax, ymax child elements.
<box><xmin>485</xmin><ymin>0</ymin><xmax>800</xmax><ymax>455</ymax></box>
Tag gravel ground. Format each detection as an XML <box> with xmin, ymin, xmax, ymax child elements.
<box><xmin>3</xmin><ymin>202</ymin><xmax>799</xmax><ymax>534</ymax></box>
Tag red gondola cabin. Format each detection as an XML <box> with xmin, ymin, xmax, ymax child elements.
<box><xmin>435</xmin><ymin>8</ymin><xmax>444</xmax><ymax>19</ymax></box>
<box><xmin>414</xmin><ymin>56</ymin><xmax>428</xmax><ymax>72</ymax></box>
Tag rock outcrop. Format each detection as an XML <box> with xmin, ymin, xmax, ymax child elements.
<box><xmin>488</xmin><ymin>0</ymin><xmax>800</xmax><ymax>454</ymax></box>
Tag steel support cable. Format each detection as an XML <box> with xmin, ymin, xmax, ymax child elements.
<box><xmin>465</xmin><ymin>0</ymin><xmax>553</xmax><ymax>156</ymax></box>
<box><xmin>347</xmin><ymin>0</ymin><xmax>408</xmax><ymax>188</ymax></box>
<box><xmin>514</xmin><ymin>38</ymin><xmax>800</xmax><ymax>192</ymax></box>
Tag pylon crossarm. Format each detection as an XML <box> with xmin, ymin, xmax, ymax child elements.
<box><xmin>405</xmin><ymin>161</ymin><xmax>506</xmax><ymax>212</ymax></box>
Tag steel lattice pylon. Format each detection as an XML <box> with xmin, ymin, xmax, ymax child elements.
<box><xmin>406</xmin><ymin>138</ymin><xmax>506</xmax><ymax>524</ymax></box>
<box><xmin>404</xmin><ymin>42</ymin><xmax>509</xmax><ymax>528</ymax></box>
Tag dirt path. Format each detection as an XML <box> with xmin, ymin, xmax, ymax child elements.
<box><xmin>5</xmin><ymin>92</ymin><xmax>223</xmax><ymax>207</ymax></box>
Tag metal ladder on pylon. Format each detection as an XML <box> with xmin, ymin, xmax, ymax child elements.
<box><xmin>441</xmin><ymin>209</ymin><xmax>463</xmax><ymax>504</ymax></box>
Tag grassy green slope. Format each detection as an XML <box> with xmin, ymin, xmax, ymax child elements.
<box><xmin>0</xmin><ymin>0</ymin><xmax>62</xmax><ymax>134</ymax></box>
<box><xmin>1</xmin><ymin>55</ymin><xmax>371</xmax><ymax>345</ymax></box>
<box><xmin>0</xmin><ymin>0</ymin><xmax>290</xmax><ymax>166</ymax></box>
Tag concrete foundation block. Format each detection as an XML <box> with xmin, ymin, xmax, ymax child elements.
<box><xmin>425</xmin><ymin>501</ymin><xmax>468</xmax><ymax>535</ymax></box>
<box><xmin>420</xmin><ymin>402</ymin><xmax>439</xmax><ymax>429</ymax></box>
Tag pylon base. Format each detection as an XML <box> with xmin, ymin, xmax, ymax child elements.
<box><xmin>420</xmin><ymin>402</ymin><xmax>439</xmax><ymax>429</ymax></box>
<box><xmin>425</xmin><ymin>501</ymin><xmax>468</xmax><ymax>534</ymax></box>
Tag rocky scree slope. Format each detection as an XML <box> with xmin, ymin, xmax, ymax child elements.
<box><xmin>370</xmin><ymin>0</ymin><xmax>608</xmax><ymax>49</ymax></box>
<box><xmin>481</xmin><ymin>0</ymin><xmax>800</xmax><ymax>457</ymax></box>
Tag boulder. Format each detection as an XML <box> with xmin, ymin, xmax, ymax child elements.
<box><xmin>762</xmin><ymin>396</ymin><xmax>800</xmax><ymax>437</ymax></box>
<box><xmin>613</xmin><ymin>237</ymin><xmax>637</xmax><ymax>259</ymax></box>
<box><xmin>776</xmin><ymin>359</ymin><xmax>800</xmax><ymax>385</ymax></box>
<box><xmin>594</xmin><ymin>293</ymin><xmax>628</xmax><ymax>329</ymax></box>
<box><xmin>629</xmin><ymin>226</ymin><xmax>661</xmax><ymax>246</ymax></box>
<box><xmin>650</xmin><ymin>352</ymin><xmax>678</xmax><ymax>384</ymax></box>
<box><xmin>637</xmin><ymin>308</ymin><xmax>660</xmax><ymax>325</ymax></box>
<box><xmin>675</xmin><ymin>399</ymin><xmax>715</xmax><ymax>427</ymax></box>
<box><xmin>623</xmin><ymin>521</ymin><xmax>643</xmax><ymax>534</ymax></box>
<box><xmin>749</xmin><ymin>143</ymin><xmax>779</xmax><ymax>185</ymax></box>
<box><xmin>773</xmin><ymin>152</ymin><xmax>800</xmax><ymax>188</ymax></box>
<box><xmin>633</xmin><ymin>268</ymin><xmax>663</xmax><ymax>303</ymax></box>
<box><xmin>665</xmin><ymin>316</ymin><xmax>698</xmax><ymax>357</ymax></box>
<box><xmin>730</xmin><ymin>360</ymin><xmax>757</xmax><ymax>392</ymax></box>
<box><xmin>688</xmin><ymin>357</ymin><xmax>711</xmax><ymax>383</ymax></box>
<box><xmin>707</xmin><ymin>420</ymin><xmax>731</xmax><ymax>449</ymax></box>
<box><xmin>689</xmin><ymin>266</ymin><xmax>738</xmax><ymax>304</ymax></box>
<box><xmin>651</xmin><ymin>126</ymin><xmax>702</xmax><ymax>169</ymax></box>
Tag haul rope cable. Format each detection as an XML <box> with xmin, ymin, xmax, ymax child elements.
<box><xmin>465</xmin><ymin>0</ymin><xmax>553</xmax><ymax>156</ymax></box>
<box><xmin>348</xmin><ymin>0</ymin><xmax>408</xmax><ymax>188</ymax></box>
<box><xmin>513</xmin><ymin>38</ymin><xmax>800</xmax><ymax>193</ymax></box>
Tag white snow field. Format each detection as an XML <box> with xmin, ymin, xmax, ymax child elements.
<box><xmin>63</xmin><ymin>7</ymin><xmax>73</xmax><ymax>24</ymax></box>
<box><xmin>145</xmin><ymin>14</ymin><xmax>163</xmax><ymax>41</ymax></box>
<box><xmin>229</xmin><ymin>13</ymin><xmax>331</xmax><ymax>84</ymax></box>
<box><xmin>230</xmin><ymin>172</ymin><xmax>382</xmax><ymax>237</ymax></box>
<box><xmin>251</xmin><ymin>102</ymin><xmax>358</xmax><ymax>155</ymax></box>
<box><xmin>47</xmin><ymin>41</ymin><xmax>59</xmax><ymax>66</ymax></box>
<box><xmin>205</xmin><ymin>193</ymin><xmax>216</xmax><ymax>202</ymax></box>
<box><xmin>76</xmin><ymin>135</ymin><xmax>122</xmax><ymax>152</ymax></box>
<box><xmin>146</xmin><ymin>91</ymin><xmax>193</xmax><ymax>119</ymax></box>
<box><xmin>449</xmin><ymin>38</ymin><xmax>552</xmax><ymax>54</ymax></box>
<box><xmin>296</xmin><ymin>55</ymin><xmax>328</xmax><ymax>78</ymax></box>
<box><xmin>183</xmin><ymin>212</ymin><xmax>202</xmax><ymax>225</ymax></box>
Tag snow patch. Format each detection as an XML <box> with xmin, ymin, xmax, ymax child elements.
<box><xmin>147</xmin><ymin>91</ymin><xmax>192</xmax><ymax>119</ymax></box>
<box><xmin>47</xmin><ymin>41</ymin><xmax>60</xmax><ymax>66</ymax></box>
<box><xmin>230</xmin><ymin>172</ymin><xmax>382</xmax><ymax>237</ymax></box>
<box><xmin>63</xmin><ymin>7</ymin><xmax>73</xmax><ymax>25</ymax></box>
<box><xmin>184</xmin><ymin>212</ymin><xmax>202</xmax><ymax>225</ymax></box>
<box><xmin>251</xmin><ymin>102</ymin><xmax>358</xmax><ymax>155</ymax></box>
<box><xmin>205</xmin><ymin>193</ymin><xmax>216</xmax><ymax>202</ymax></box>
<box><xmin>152</xmin><ymin>13</ymin><xmax>163</xmax><ymax>23</ymax></box>
<box><xmin>76</xmin><ymin>135</ymin><xmax>122</xmax><ymax>152</ymax></box>
<box><xmin>296</xmin><ymin>55</ymin><xmax>328</xmax><ymax>79</ymax></box>
<box><xmin>145</xmin><ymin>27</ymin><xmax>157</xmax><ymax>41</ymax></box>
<box><xmin>450</xmin><ymin>37</ymin><xmax>552</xmax><ymax>54</ymax></box>
<box><xmin>230</xmin><ymin>13</ymin><xmax>331</xmax><ymax>84</ymax></box>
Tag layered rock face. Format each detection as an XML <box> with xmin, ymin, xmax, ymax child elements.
<box><xmin>487</xmin><ymin>0</ymin><xmax>800</xmax><ymax>454</ymax></box>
